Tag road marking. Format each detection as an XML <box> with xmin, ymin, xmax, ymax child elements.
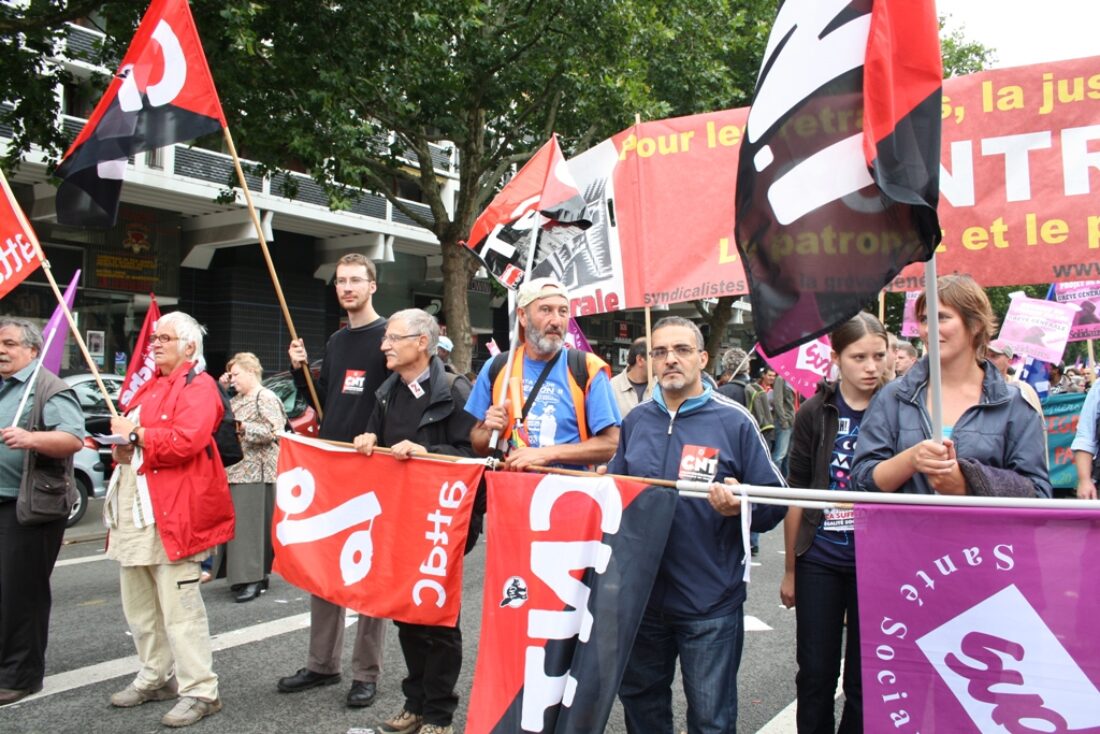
<box><xmin>12</xmin><ymin>611</ymin><xmax>358</xmax><ymax>706</ymax></box>
<box><xmin>56</xmin><ymin>552</ymin><xmax>109</xmax><ymax>567</ymax></box>
<box><xmin>757</xmin><ymin>660</ymin><xmax>845</xmax><ymax>733</ymax></box>
<box><xmin>744</xmin><ymin>615</ymin><xmax>773</xmax><ymax>632</ymax></box>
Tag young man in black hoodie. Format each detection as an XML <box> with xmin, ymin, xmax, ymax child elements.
<box><xmin>277</xmin><ymin>253</ymin><xmax>390</xmax><ymax>709</ymax></box>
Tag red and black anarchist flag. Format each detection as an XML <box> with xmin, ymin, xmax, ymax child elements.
<box><xmin>465</xmin><ymin>135</ymin><xmax>590</xmax><ymax>289</ymax></box>
<box><xmin>735</xmin><ymin>0</ymin><xmax>942</xmax><ymax>354</ymax></box>
<box><xmin>55</xmin><ymin>0</ymin><xmax>226</xmax><ymax>227</ymax></box>
<box><xmin>466</xmin><ymin>473</ymin><xmax>677</xmax><ymax>734</ymax></box>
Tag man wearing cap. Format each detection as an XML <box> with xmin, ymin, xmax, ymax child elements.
<box><xmin>988</xmin><ymin>341</ymin><xmax>1043</xmax><ymax>414</ymax></box>
<box><xmin>436</xmin><ymin>335</ymin><xmax>454</xmax><ymax>366</ymax></box>
<box><xmin>467</xmin><ymin>277</ymin><xmax>621</xmax><ymax>470</ymax></box>
<box><xmin>989</xmin><ymin>340</ymin><xmax>1047</xmax><ymax>468</ymax></box>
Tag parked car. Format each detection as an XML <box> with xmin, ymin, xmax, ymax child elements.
<box><xmin>262</xmin><ymin>362</ymin><xmax>321</xmax><ymax>438</ymax></box>
<box><xmin>63</xmin><ymin>373</ymin><xmax>124</xmax><ymax>527</ymax></box>
<box><xmin>70</xmin><ymin>440</ymin><xmax>107</xmax><ymax>527</ymax></box>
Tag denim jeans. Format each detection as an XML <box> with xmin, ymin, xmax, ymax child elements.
<box><xmin>794</xmin><ymin>558</ymin><xmax>862</xmax><ymax>733</ymax></box>
<box><xmin>619</xmin><ymin>606</ymin><xmax>744</xmax><ymax>734</ymax></box>
<box><xmin>772</xmin><ymin>425</ymin><xmax>792</xmax><ymax>477</ymax></box>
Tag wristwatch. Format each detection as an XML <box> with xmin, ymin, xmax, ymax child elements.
<box><xmin>129</xmin><ymin>430</ymin><xmax>140</xmax><ymax>445</ymax></box>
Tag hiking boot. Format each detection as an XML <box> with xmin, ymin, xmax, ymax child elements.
<box><xmin>110</xmin><ymin>678</ymin><xmax>178</xmax><ymax>708</ymax></box>
<box><xmin>419</xmin><ymin>725</ymin><xmax>453</xmax><ymax>734</ymax></box>
<box><xmin>161</xmin><ymin>696</ymin><xmax>222</xmax><ymax>727</ymax></box>
<box><xmin>378</xmin><ymin>708</ymin><xmax>423</xmax><ymax>734</ymax></box>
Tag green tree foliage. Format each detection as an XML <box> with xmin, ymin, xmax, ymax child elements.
<box><xmin>1</xmin><ymin>0</ymin><xmax>781</xmax><ymax>372</ymax></box>
<box><xmin>940</xmin><ymin>17</ymin><xmax>996</xmax><ymax>78</ymax></box>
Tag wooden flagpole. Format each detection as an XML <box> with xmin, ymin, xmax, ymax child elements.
<box><xmin>0</xmin><ymin>171</ymin><xmax>119</xmax><ymax>417</ymax></box>
<box><xmin>634</xmin><ymin>115</ymin><xmax>654</xmax><ymax>388</ymax></box>
<box><xmin>221</xmin><ymin>127</ymin><xmax>324</xmax><ymax>419</ymax></box>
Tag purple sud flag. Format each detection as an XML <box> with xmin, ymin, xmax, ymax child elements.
<box><xmin>857</xmin><ymin>505</ymin><xmax>1100</xmax><ymax>732</ymax></box>
<box><xmin>55</xmin><ymin>0</ymin><xmax>226</xmax><ymax>227</ymax></box>
<box><xmin>40</xmin><ymin>269</ymin><xmax>81</xmax><ymax>374</ymax></box>
<box><xmin>735</xmin><ymin>0</ymin><xmax>943</xmax><ymax>354</ymax></box>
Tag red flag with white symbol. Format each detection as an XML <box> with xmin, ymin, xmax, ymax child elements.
<box><xmin>273</xmin><ymin>434</ymin><xmax>485</xmax><ymax>626</ymax></box>
<box><xmin>55</xmin><ymin>0</ymin><xmax>226</xmax><ymax>227</ymax></box>
<box><xmin>117</xmin><ymin>294</ymin><xmax>161</xmax><ymax>412</ymax></box>
<box><xmin>465</xmin><ymin>135</ymin><xmax>590</xmax><ymax>289</ymax></box>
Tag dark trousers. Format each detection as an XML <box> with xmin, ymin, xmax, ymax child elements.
<box><xmin>619</xmin><ymin>607</ymin><xmax>745</xmax><ymax>734</ymax></box>
<box><xmin>794</xmin><ymin>558</ymin><xmax>862</xmax><ymax>734</ymax></box>
<box><xmin>0</xmin><ymin>502</ymin><xmax>66</xmax><ymax>690</ymax></box>
<box><xmin>396</xmin><ymin>619</ymin><xmax>462</xmax><ymax>726</ymax></box>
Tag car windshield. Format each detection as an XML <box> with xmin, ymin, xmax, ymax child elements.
<box><xmin>263</xmin><ymin>375</ymin><xmax>307</xmax><ymax>418</ymax></box>
<box><xmin>70</xmin><ymin>378</ymin><xmax>121</xmax><ymax>413</ymax></box>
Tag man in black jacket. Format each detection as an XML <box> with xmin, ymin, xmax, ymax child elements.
<box><xmin>353</xmin><ymin>308</ymin><xmax>478</xmax><ymax>734</ymax></box>
<box><xmin>278</xmin><ymin>253</ymin><xmax>390</xmax><ymax>708</ymax></box>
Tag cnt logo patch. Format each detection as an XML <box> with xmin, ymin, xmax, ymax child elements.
<box><xmin>343</xmin><ymin>369</ymin><xmax>366</xmax><ymax>394</ymax></box>
<box><xmin>917</xmin><ymin>584</ymin><xmax>1100</xmax><ymax>732</ymax></box>
<box><xmin>499</xmin><ymin>576</ymin><xmax>528</xmax><ymax>608</ymax></box>
<box><xmin>679</xmin><ymin>445</ymin><xmax>719</xmax><ymax>482</ymax></box>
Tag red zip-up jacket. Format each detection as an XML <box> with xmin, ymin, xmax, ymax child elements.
<box><xmin>128</xmin><ymin>361</ymin><xmax>235</xmax><ymax>560</ymax></box>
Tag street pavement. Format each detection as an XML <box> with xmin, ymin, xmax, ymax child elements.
<box><xmin>0</xmin><ymin>498</ymin><xmax>815</xmax><ymax>733</ymax></box>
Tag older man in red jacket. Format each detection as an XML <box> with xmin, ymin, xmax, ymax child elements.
<box><xmin>108</xmin><ymin>311</ymin><xmax>234</xmax><ymax>728</ymax></box>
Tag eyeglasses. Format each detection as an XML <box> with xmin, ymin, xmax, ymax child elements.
<box><xmin>381</xmin><ymin>333</ymin><xmax>420</xmax><ymax>344</ymax></box>
<box><xmin>649</xmin><ymin>345</ymin><xmax>698</xmax><ymax>360</ymax></box>
<box><xmin>334</xmin><ymin>277</ymin><xmax>371</xmax><ymax>287</ymax></box>
<box><xmin>150</xmin><ymin>334</ymin><xmax>179</xmax><ymax>344</ymax></box>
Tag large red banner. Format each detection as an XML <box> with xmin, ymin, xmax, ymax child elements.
<box><xmin>273</xmin><ymin>435</ymin><xmax>485</xmax><ymax>626</ymax></box>
<box><xmin>560</xmin><ymin>55</ymin><xmax>1100</xmax><ymax>314</ymax></box>
<box><xmin>894</xmin><ymin>55</ymin><xmax>1100</xmax><ymax>289</ymax></box>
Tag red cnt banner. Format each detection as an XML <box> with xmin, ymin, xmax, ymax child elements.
<box><xmin>466</xmin><ymin>472</ymin><xmax>677</xmax><ymax>734</ymax></box>
<box><xmin>559</xmin><ymin>54</ymin><xmax>1100</xmax><ymax>314</ymax></box>
<box><xmin>273</xmin><ymin>435</ymin><xmax>485</xmax><ymax>627</ymax></box>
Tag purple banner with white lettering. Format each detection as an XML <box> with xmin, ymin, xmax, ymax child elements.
<box><xmin>857</xmin><ymin>505</ymin><xmax>1100</xmax><ymax>732</ymax></box>
<box><xmin>759</xmin><ymin>337</ymin><xmax>832</xmax><ymax>401</ymax></box>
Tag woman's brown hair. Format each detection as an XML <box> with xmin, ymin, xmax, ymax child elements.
<box><xmin>915</xmin><ymin>274</ymin><xmax>996</xmax><ymax>357</ymax></box>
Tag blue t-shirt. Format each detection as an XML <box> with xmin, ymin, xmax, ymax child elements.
<box><xmin>804</xmin><ymin>389</ymin><xmax>863</xmax><ymax>568</ymax></box>
<box><xmin>465</xmin><ymin>348</ymin><xmax>621</xmax><ymax>469</ymax></box>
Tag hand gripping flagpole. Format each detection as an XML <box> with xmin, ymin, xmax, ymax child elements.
<box><xmin>221</xmin><ymin>127</ymin><xmax>324</xmax><ymax>420</ymax></box>
<box><xmin>0</xmin><ymin>171</ymin><xmax>119</xmax><ymax>418</ymax></box>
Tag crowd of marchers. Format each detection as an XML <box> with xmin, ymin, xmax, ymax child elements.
<box><xmin>6</xmin><ymin>259</ymin><xmax>1098</xmax><ymax>734</ymax></box>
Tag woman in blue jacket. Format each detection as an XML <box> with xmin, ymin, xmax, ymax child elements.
<box><xmin>850</xmin><ymin>274</ymin><xmax>1050</xmax><ymax>499</ymax></box>
<box><xmin>781</xmin><ymin>312</ymin><xmax>889</xmax><ymax>733</ymax></box>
